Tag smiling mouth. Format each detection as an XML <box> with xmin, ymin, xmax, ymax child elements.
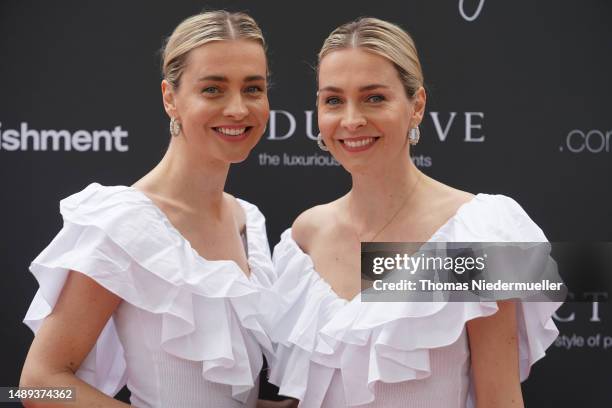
<box><xmin>339</xmin><ymin>136</ymin><xmax>380</xmax><ymax>151</ymax></box>
<box><xmin>212</xmin><ymin>126</ymin><xmax>253</xmax><ymax>141</ymax></box>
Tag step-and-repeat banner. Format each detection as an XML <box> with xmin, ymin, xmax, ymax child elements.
<box><xmin>1</xmin><ymin>0</ymin><xmax>610</xmax><ymax>405</ymax></box>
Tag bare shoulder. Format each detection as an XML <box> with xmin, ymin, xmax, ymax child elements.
<box><xmin>291</xmin><ymin>200</ymin><xmax>341</xmax><ymax>253</ymax></box>
<box><xmin>423</xmin><ymin>177</ymin><xmax>475</xmax><ymax>216</ymax></box>
<box><xmin>445</xmin><ymin>187</ymin><xmax>475</xmax><ymax>209</ymax></box>
<box><xmin>131</xmin><ymin>181</ymin><xmax>185</xmax><ymax>216</ymax></box>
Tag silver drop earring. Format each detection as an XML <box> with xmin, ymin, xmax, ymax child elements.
<box><xmin>170</xmin><ymin>117</ymin><xmax>181</xmax><ymax>137</ymax></box>
<box><xmin>317</xmin><ymin>133</ymin><xmax>329</xmax><ymax>151</ymax></box>
<box><xmin>409</xmin><ymin>126</ymin><xmax>420</xmax><ymax>145</ymax></box>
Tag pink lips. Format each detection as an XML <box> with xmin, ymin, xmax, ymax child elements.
<box><xmin>338</xmin><ymin>136</ymin><xmax>379</xmax><ymax>153</ymax></box>
<box><xmin>213</xmin><ymin>125</ymin><xmax>252</xmax><ymax>143</ymax></box>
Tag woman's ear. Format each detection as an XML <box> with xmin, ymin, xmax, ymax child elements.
<box><xmin>411</xmin><ymin>86</ymin><xmax>426</xmax><ymax>126</ymax></box>
<box><xmin>161</xmin><ymin>79</ymin><xmax>178</xmax><ymax>118</ymax></box>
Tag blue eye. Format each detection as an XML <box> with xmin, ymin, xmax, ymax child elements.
<box><xmin>202</xmin><ymin>86</ymin><xmax>219</xmax><ymax>94</ymax></box>
<box><xmin>325</xmin><ymin>97</ymin><xmax>342</xmax><ymax>105</ymax></box>
<box><xmin>245</xmin><ymin>86</ymin><xmax>264</xmax><ymax>94</ymax></box>
<box><xmin>367</xmin><ymin>94</ymin><xmax>385</xmax><ymax>103</ymax></box>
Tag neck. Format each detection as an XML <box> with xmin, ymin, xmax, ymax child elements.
<box><xmin>138</xmin><ymin>137</ymin><xmax>230</xmax><ymax>215</ymax></box>
<box><xmin>347</xmin><ymin>156</ymin><xmax>422</xmax><ymax>238</ymax></box>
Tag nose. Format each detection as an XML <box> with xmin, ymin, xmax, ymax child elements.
<box><xmin>340</xmin><ymin>103</ymin><xmax>366</xmax><ymax>131</ymax></box>
<box><xmin>223</xmin><ymin>92</ymin><xmax>249</xmax><ymax>120</ymax></box>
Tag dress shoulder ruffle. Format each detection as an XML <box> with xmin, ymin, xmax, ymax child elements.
<box><xmin>23</xmin><ymin>183</ymin><xmax>274</xmax><ymax>402</ymax></box>
<box><xmin>267</xmin><ymin>194</ymin><xmax>562</xmax><ymax>407</ymax></box>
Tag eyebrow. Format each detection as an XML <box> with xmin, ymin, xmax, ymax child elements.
<box><xmin>197</xmin><ymin>75</ymin><xmax>266</xmax><ymax>82</ymax></box>
<box><xmin>318</xmin><ymin>84</ymin><xmax>389</xmax><ymax>93</ymax></box>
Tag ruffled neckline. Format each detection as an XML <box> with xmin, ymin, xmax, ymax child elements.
<box><xmin>283</xmin><ymin>193</ymin><xmax>485</xmax><ymax>304</ymax></box>
<box><xmin>26</xmin><ymin>182</ymin><xmax>275</xmax><ymax>402</ymax></box>
<box><xmin>268</xmin><ymin>192</ymin><xmax>560</xmax><ymax>407</ymax></box>
<box><xmin>91</xmin><ymin>183</ymin><xmax>271</xmax><ymax>286</ymax></box>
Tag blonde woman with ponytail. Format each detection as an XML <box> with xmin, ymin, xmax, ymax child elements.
<box><xmin>266</xmin><ymin>17</ymin><xmax>561</xmax><ymax>408</ymax></box>
<box><xmin>21</xmin><ymin>10</ymin><xmax>277</xmax><ymax>408</ymax></box>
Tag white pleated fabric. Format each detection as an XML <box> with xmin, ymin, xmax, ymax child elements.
<box><xmin>23</xmin><ymin>183</ymin><xmax>275</xmax><ymax>407</ymax></box>
<box><xmin>267</xmin><ymin>194</ymin><xmax>562</xmax><ymax>408</ymax></box>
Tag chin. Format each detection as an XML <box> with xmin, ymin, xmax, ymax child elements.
<box><xmin>228</xmin><ymin>155</ymin><xmax>250</xmax><ymax>164</ymax></box>
<box><xmin>333</xmin><ymin>156</ymin><xmax>367</xmax><ymax>174</ymax></box>
<box><xmin>209</xmin><ymin>138</ymin><xmax>257</xmax><ymax>164</ymax></box>
<box><xmin>224</xmin><ymin>149</ymin><xmax>253</xmax><ymax>164</ymax></box>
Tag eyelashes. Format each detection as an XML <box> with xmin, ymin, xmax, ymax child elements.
<box><xmin>201</xmin><ymin>85</ymin><xmax>265</xmax><ymax>96</ymax></box>
<box><xmin>325</xmin><ymin>96</ymin><xmax>342</xmax><ymax>105</ymax></box>
<box><xmin>366</xmin><ymin>94</ymin><xmax>385</xmax><ymax>103</ymax></box>
<box><xmin>202</xmin><ymin>86</ymin><xmax>220</xmax><ymax>94</ymax></box>
<box><xmin>323</xmin><ymin>94</ymin><xmax>387</xmax><ymax>106</ymax></box>
<box><xmin>244</xmin><ymin>85</ymin><xmax>264</xmax><ymax>94</ymax></box>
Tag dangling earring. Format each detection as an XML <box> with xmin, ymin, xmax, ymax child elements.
<box><xmin>317</xmin><ymin>133</ymin><xmax>329</xmax><ymax>151</ymax></box>
<box><xmin>170</xmin><ymin>117</ymin><xmax>181</xmax><ymax>137</ymax></box>
<box><xmin>409</xmin><ymin>126</ymin><xmax>420</xmax><ymax>145</ymax></box>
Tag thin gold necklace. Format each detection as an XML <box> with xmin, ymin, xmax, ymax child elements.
<box><xmin>351</xmin><ymin>173</ymin><xmax>421</xmax><ymax>242</ymax></box>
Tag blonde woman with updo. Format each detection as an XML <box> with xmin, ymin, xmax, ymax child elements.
<box><xmin>266</xmin><ymin>18</ymin><xmax>561</xmax><ymax>407</ymax></box>
<box><xmin>20</xmin><ymin>10</ymin><xmax>279</xmax><ymax>408</ymax></box>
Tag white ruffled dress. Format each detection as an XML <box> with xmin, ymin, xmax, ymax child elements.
<box><xmin>24</xmin><ymin>183</ymin><xmax>276</xmax><ymax>408</ymax></box>
<box><xmin>267</xmin><ymin>194</ymin><xmax>562</xmax><ymax>408</ymax></box>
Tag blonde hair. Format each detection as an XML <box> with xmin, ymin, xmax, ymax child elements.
<box><xmin>318</xmin><ymin>17</ymin><xmax>423</xmax><ymax>98</ymax></box>
<box><xmin>162</xmin><ymin>10</ymin><xmax>267</xmax><ymax>88</ymax></box>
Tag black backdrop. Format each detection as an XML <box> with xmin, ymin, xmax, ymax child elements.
<box><xmin>1</xmin><ymin>0</ymin><xmax>610</xmax><ymax>406</ymax></box>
